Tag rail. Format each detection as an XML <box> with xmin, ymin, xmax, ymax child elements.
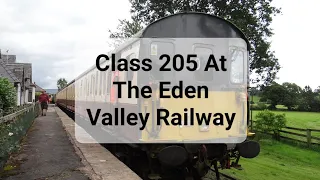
<box><xmin>0</xmin><ymin>103</ymin><xmax>41</xmax><ymax>170</ymax></box>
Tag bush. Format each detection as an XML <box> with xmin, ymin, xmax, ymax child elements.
<box><xmin>254</xmin><ymin>110</ymin><xmax>286</xmax><ymax>140</ymax></box>
<box><xmin>0</xmin><ymin>78</ymin><xmax>17</xmax><ymax>114</ymax></box>
<box><xmin>250</xmin><ymin>102</ymin><xmax>268</xmax><ymax>110</ymax></box>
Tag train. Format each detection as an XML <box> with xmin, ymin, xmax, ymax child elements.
<box><xmin>56</xmin><ymin>12</ymin><xmax>260</xmax><ymax>180</ymax></box>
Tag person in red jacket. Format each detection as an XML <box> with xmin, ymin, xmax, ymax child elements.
<box><xmin>38</xmin><ymin>90</ymin><xmax>49</xmax><ymax>116</ymax></box>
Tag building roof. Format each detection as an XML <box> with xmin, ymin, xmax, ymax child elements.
<box><xmin>0</xmin><ymin>55</ymin><xmax>16</xmax><ymax>64</ymax></box>
<box><xmin>5</xmin><ymin>63</ymin><xmax>33</xmax><ymax>88</ymax></box>
<box><xmin>0</xmin><ymin>62</ymin><xmax>19</xmax><ymax>83</ymax></box>
<box><xmin>33</xmin><ymin>83</ymin><xmax>45</xmax><ymax>92</ymax></box>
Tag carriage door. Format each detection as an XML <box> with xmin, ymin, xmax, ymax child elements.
<box><xmin>141</xmin><ymin>39</ymin><xmax>176</xmax><ymax>139</ymax></box>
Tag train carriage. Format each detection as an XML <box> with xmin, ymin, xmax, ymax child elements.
<box><xmin>56</xmin><ymin>12</ymin><xmax>260</xmax><ymax>180</ymax></box>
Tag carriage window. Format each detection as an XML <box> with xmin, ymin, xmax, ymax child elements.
<box><xmin>85</xmin><ymin>78</ymin><xmax>87</xmax><ymax>96</ymax></box>
<box><xmin>90</xmin><ymin>75</ymin><xmax>92</xmax><ymax>95</ymax></box>
<box><xmin>83</xmin><ymin>79</ymin><xmax>85</xmax><ymax>96</ymax></box>
<box><xmin>86</xmin><ymin>78</ymin><xmax>89</xmax><ymax>96</ymax></box>
<box><xmin>106</xmin><ymin>70</ymin><xmax>112</xmax><ymax>94</ymax></box>
<box><xmin>99</xmin><ymin>71</ymin><xmax>103</xmax><ymax>95</ymax></box>
<box><xmin>80</xmin><ymin>80</ymin><xmax>83</xmax><ymax>96</ymax></box>
<box><xmin>230</xmin><ymin>47</ymin><xmax>244</xmax><ymax>84</ymax></box>
<box><xmin>126</xmin><ymin>54</ymin><xmax>135</xmax><ymax>81</ymax></box>
<box><xmin>90</xmin><ymin>75</ymin><xmax>91</xmax><ymax>95</ymax></box>
<box><xmin>194</xmin><ymin>47</ymin><xmax>214</xmax><ymax>82</ymax></box>
<box><xmin>103</xmin><ymin>70</ymin><xmax>107</xmax><ymax>94</ymax></box>
<box><xmin>86</xmin><ymin>77</ymin><xmax>90</xmax><ymax>96</ymax></box>
<box><xmin>91</xmin><ymin>74</ymin><xmax>95</xmax><ymax>96</ymax></box>
<box><xmin>150</xmin><ymin>42</ymin><xmax>175</xmax><ymax>81</ymax></box>
<box><xmin>95</xmin><ymin>71</ymin><xmax>98</xmax><ymax>95</ymax></box>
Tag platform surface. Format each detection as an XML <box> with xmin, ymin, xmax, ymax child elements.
<box><xmin>1</xmin><ymin>107</ymin><xmax>90</xmax><ymax>180</ymax></box>
<box><xmin>1</xmin><ymin>107</ymin><xmax>141</xmax><ymax>180</ymax></box>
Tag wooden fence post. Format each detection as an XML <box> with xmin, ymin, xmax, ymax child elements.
<box><xmin>306</xmin><ymin>129</ymin><xmax>311</xmax><ymax>147</ymax></box>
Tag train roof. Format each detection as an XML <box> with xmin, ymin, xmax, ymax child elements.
<box><xmin>141</xmin><ymin>12</ymin><xmax>249</xmax><ymax>47</ymax></box>
<box><xmin>58</xmin><ymin>12</ymin><xmax>250</xmax><ymax>93</ymax></box>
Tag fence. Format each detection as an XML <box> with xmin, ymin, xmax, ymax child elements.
<box><xmin>0</xmin><ymin>103</ymin><xmax>41</xmax><ymax>170</ymax></box>
<box><xmin>278</xmin><ymin>127</ymin><xmax>320</xmax><ymax>147</ymax></box>
<box><xmin>251</xmin><ymin>122</ymin><xmax>320</xmax><ymax>147</ymax></box>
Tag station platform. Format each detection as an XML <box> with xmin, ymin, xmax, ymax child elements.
<box><xmin>1</xmin><ymin>106</ymin><xmax>141</xmax><ymax>180</ymax></box>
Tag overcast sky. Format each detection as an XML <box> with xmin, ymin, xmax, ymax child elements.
<box><xmin>0</xmin><ymin>0</ymin><xmax>318</xmax><ymax>90</ymax></box>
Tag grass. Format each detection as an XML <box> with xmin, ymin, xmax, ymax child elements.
<box><xmin>250</xmin><ymin>95</ymin><xmax>320</xmax><ymax>139</ymax></box>
<box><xmin>250</xmin><ymin>96</ymin><xmax>288</xmax><ymax>110</ymax></box>
<box><xmin>251</xmin><ymin>110</ymin><xmax>320</xmax><ymax>129</ymax></box>
<box><xmin>227</xmin><ymin>96</ymin><xmax>320</xmax><ymax>179</ymax></box>
<box><xmin>220</xmin><ymin>139</ymin><xmax>320</xmax><ymax>180</ymax></box>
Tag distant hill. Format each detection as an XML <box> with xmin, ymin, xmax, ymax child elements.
<box><xmin>45</xmin><ymin>89</ymin><xmax>58</xmax><ymax>94</ymax></box>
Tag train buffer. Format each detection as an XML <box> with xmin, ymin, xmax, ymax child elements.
<box><xmin>0</xmin><ymin>107</ymin><xmax>141</xmax><ymax>180</ymax></box>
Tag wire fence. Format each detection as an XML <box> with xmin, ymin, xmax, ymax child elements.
<box><xmin>0</xmin><ymin>103</ymin><xmax>40</xmax><ymax>170</ymax></box>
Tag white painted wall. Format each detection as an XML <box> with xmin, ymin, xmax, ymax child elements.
<box><xmin>25</xmin><ymin>89</ymin><xmax>29</xmax><ymax>103</ymax></box>
<box><xmin>32</xmin><ymin>86</ymin><xmax>35</xmax><ymax>102</ymax></box>
<box><xmin>16</xmin><ymin>83</ymin><xmax>21</xmax><ymax>106</ymax></box>
<box><xmin>21</xmin><ymin>90</ymin><xmax>25</xmax><ymax>105</ymax></box>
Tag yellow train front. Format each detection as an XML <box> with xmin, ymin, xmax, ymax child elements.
<box><xmin>121</xmin><ymin>12</ymin><xmax>259</xmax><ymax>179</ymax></box>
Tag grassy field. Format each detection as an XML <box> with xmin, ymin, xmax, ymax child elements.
<box><xmin>250</xmin><ymin>95</ymin><xmax>320</xmax><ymax>129</ymax></box>
<box><xmin>251</xmin><ymin>95</ymin><xmax>287</xmax><ymax>110</ymax></box>
<box><xmin>218</xmin><ymin>96</ymin><xmax>320</xmax><ymax>179</ymax></box>
<box><xmin>219</xmin><ymin>139</ymin><xmax>320</xmax><ymax>180</ymax></box>
<box><xmin>251</xmin><ymin>110</ymin><xmax>320</xmax><ymax>129</ymax></box>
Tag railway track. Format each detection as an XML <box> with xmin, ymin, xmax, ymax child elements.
<box><xmin>209</xmin><ymin>170</ymin><xmax>237</xmax><ymax>180</ymax></box>
<box><xmin>221</xmin><ymin>173</ymin><xmax>237</xmax><ymax>180</ymax></box>
<box><xmin>58</xmin><ymin>105</ymin><xmax>237</xmax><ymax>180</ymax></box>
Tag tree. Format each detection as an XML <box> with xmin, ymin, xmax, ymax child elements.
<box><xmin>297</xmin><ymin>86</ymin><xmax>313</xmax><ymax>111</ymax></box>
<box><xmin>57</xmin><ymin>78</ymin><xmax>68</xmax><ymax>91</ymax></box>
<box><xmin>282</xmin><ymin>82</ymin><xmax>302</xmax><ymax>110</ymax></box>
<box><xmin>260</xmin><ymin>82</ymin><xmax>286</xmax><ymax>109</ymax></box>
<box><xmin>108</xmin><ymin>17</ymin><xmax>144</xmax><ymax>48</ymax></box>
<box><xmin>0</xmin><ymin>77</ymin><xmax>17</xmax><ymax>114</ymax></box>
<box><xmin>314</xmin><ymin>93</ymin><xmax>320</xmax><ymax>112</ymax></box>
<box><xmin>109</xmin><ymin>0</ymin><xmax>282</xmax><ymax>86</ymax></box>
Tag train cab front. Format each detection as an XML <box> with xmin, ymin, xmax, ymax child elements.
<box><xmin>137</xmin><ymin>34</ymin><xmax>260</xmax><ymax>178</ymax></box>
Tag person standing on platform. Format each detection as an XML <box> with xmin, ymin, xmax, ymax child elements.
<box><xmin>38</xmin><ymin>90</ymin><xmax>49</xmax><ymax>116</ymax></box>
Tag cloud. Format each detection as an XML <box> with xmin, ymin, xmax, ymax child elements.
<box><xmin>0</xmin><ymin>0</ymin><xmax>319</xmax><ymax>90</ymax></box>
<box><xmin>270</xmin><ymin>0</ymin><xmax>320</xmax><ymax>89</ymax></box>
<box><xmin>0</xmin><ymin>0</ymin><xmax>131</xmax><ymax>89</ymax></box>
